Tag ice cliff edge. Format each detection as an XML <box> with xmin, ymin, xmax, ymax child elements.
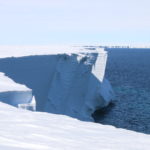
<box><xmin>45</xmin><ymin>48</ymin><xmax>114</xmax><ymax>121</ymax></box>
<box><xmin>0</xmin><ymin>72</ymin><xmax>32</xmax><ymax>107</ymax></box>
<box><xmin>0</xmin><ymin>47</ymin><xmax>114</xmax><ymax>121</ymax></box>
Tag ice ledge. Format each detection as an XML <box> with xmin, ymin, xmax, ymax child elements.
<box><xmin>0</xmin><ymin>73</ymin><xmax>33</xmax><ymax>107</ymax></box>
<box><xmin>0</xmin><ymin>72</ymin><xmax>31</xmax><ymax>92</ymax></box>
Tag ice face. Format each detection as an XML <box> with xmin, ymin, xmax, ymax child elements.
<box><xmin>45</xmin><ymin>48</ymin><xmax>114</xmax><ymax>121</ymax></box>
<box><xmin>0</xmin><ymin>47</ymin><xmax>114</xmax><ymax>121</ymax></box>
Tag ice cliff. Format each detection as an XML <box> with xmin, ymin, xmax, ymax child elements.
<box><xmin>45</xmin><ymin>48</ymin><xmax>114</xmax><ymax>121</ymax></box>
<box><xmin>0</xmin><ymin>47</ymin><xmax>114</xmax><ymax>121</ymax></box>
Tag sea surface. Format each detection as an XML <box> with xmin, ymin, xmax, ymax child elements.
<box><xmin>94</xmin><ymin>48</ymin><xmax>150</xmax><ymax>134</ymax></box>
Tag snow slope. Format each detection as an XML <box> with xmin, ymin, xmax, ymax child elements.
<box><xmin>0</xmin><ymin>72</ymin><xmax>32</xmax><ymax>107</ymax></box>
<box><xmin>0</xmin><ymin>102</ymin><xmax>149</xmax><ymax>150</ymax></box>
<box><xmin>0</xmin><ymin>46</ymin><xmax>87</xmax><ymax>58</ymax></box>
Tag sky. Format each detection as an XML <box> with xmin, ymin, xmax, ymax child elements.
<box><xmin>0</xmin><ymin>0</ymin><xmax>150</xmax><ymax>45</ymax></box>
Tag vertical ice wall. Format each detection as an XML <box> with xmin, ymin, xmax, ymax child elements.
<box><xmin>92</xmin><ymin>48</ymin><xmax>107</xmax><ymax>82</ymax></box>
<box><xmin>91</xmin><ymin>48</ymin><xmax>114</xmax><ymax>105</ymax></box>
<box><xmin>46</xmin><ymin>48</ymin><xmax>114</xmax><ymax>121</ymax></box>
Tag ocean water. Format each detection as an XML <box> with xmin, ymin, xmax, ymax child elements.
<box><xmin>94</xmin><ymin>48</ymin><xmax>150</xmax><ymax>134</ymax></box>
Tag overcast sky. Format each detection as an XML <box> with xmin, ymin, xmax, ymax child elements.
<box><xmin>0</xmin><ymin>0</ymin><xmax>150</xmax><ymax>45</ymax></box>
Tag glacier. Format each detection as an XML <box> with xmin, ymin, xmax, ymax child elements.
<box><xmin>0</xmin><ymin>46</ymin><xmax>114</xmax><ymax>121</ymax></box>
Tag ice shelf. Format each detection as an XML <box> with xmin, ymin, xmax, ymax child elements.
<box><xmin>45</xmin><ymin>48</ymin><xmax>114</xmax><ymax>121</ymax></box>
<box><xmin>0</xmin><ymin>47</ymin><xmax>114</xmax><ymax>121</ymax></box>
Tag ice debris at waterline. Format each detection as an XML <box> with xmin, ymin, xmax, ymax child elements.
<box><xmin>0</xmin><ymin>47</ymin><xmax>114</xmax><ymax>121</ymax></box>
<box><xmin>18</xmin><ymin>96</ymin><xmax>36</xmax><ymax>111</ymax></box>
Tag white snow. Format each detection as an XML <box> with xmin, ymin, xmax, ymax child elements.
<box><xmin>0</xmin><ymin>72</ymin><xmax>32</xmax><ymax>107</ymax></box>
<box><xmin>0</xmin><ymin>72</ymin><xmax>31</xmax><ymax>92</ymax></box>
<box><xmin>0</xmin><ymin>102</ymin><xmax>149</xmax><ymax>150</ymax></box>
<box><xmin>0</xmin><ymin>45</ymin><xmax>91</xmax><ymax>58</ymax></box>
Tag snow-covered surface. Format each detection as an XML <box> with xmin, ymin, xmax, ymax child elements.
<box><xmin>0</xmin><ymin>72</ymin><xmax>31</xmax><ymax>92</ymax></box>
<box><xmin>0</xmin><ymin>72</ymin><xmax>32</xmax><ymax>107</ymax></box>
<box><xmin>0</xmin><ymin>102</ymin><xmax>149</xmax><ymax>150</ymax></box>
<box><xmin>0</xmin><ymin>46</ymin><xmax>100</xmax><ymax>58</ymax></box>
<box><xmin>0</xmin><ymin>46</ymin><xmax>74</xmax><ymax>58</ymax></box>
